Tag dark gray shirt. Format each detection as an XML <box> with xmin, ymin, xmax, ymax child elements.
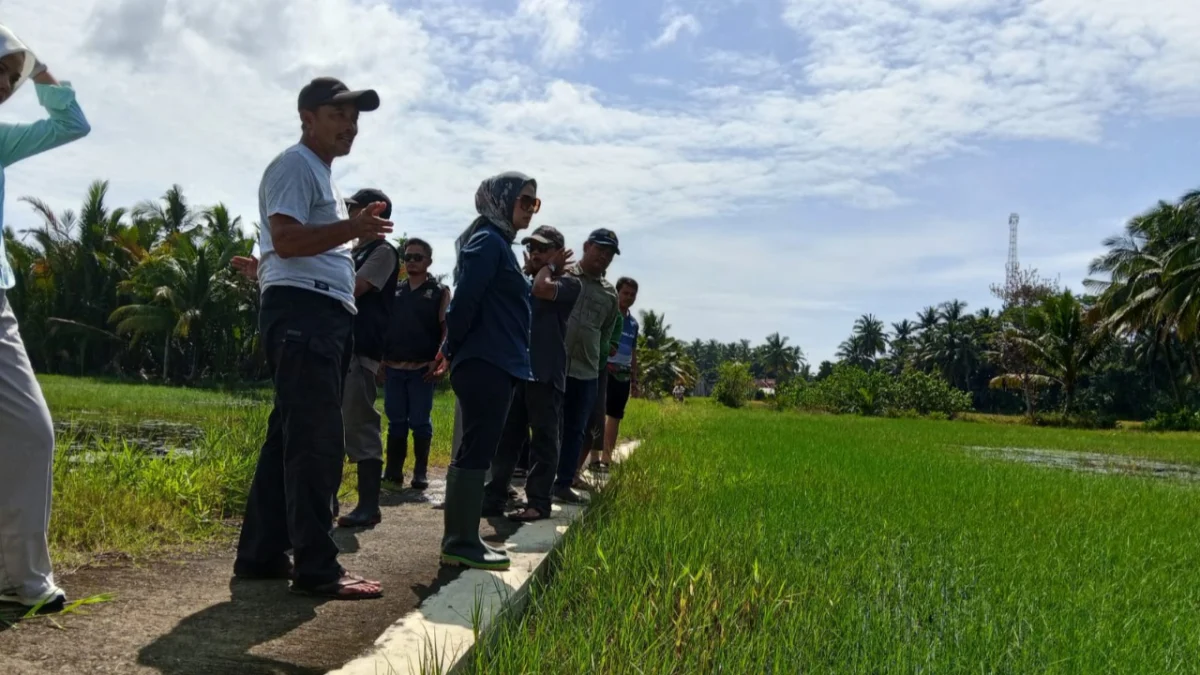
<box><xmin>530</xmin><ymin>275</ymin><xmax>582</xmax><ymax>392</ymax></box>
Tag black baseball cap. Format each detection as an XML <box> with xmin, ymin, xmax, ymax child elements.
<box><xmin>521</xmin><ymin>225</ymin><xmax>565</xmax><ymax>249</ymax></box>
<box><xmin>586</xmin><ymin>228</ymin><xmax>620</xmax><ymax>254</ymax></box>
<box><xmin>298</xmin><ymin>77</ymin><xmax>380</xmax><ymax>112</ymax></box>
<box><xmin>345</xmin><ymin>188</ymin><xmax>392</xmax><ymax>219</ymax></box>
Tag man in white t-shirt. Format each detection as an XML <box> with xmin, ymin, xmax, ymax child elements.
<box><xmin>233</xmin><ymin>77</ymin><xmax>391</xmax><ymax>601</ymax></box>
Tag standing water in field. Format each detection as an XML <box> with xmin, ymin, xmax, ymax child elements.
<box><xmin>963</xmin><ymin>445</ymin><xmax>1200</xmax><ymax>483</ymax></box>
<box><xmin>55</xmin><ymin>417</ymin><xmax>204</xmax><ymax>458</ymax></box>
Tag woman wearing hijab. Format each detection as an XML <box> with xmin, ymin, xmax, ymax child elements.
<box><xmin>440</xmin><ymin>172</ymin><xmax>538</xmax><ymax>571</ymax></box>
<box><xmin>0</xmin><ymin>25</ymin><xmax>91</xmax><ymax>614</ymax></box>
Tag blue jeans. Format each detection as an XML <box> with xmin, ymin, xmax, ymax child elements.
<box><xmin>384</xmin><ymin>368</ymin><xmax>436</xmax><ymax>440</ymax></box>
<box><xmin>556</xmin><ymin>376</ymin><xmax>598</xmax><ymax>488</ymax></box>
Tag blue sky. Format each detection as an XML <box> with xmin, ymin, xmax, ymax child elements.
<box><xmin>3</xmin><ymin>0</ymin><xmax>1198</xmax><ymax>363</ymax></box>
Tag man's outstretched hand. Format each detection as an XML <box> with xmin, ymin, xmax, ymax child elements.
<box><xmin>232</xmin><ymin>255</ymin><xmax>259</xmax><ymax>282</ymax></box>
<box><xmin>350</xmin><ymin>202</ymin><xmax>393</xmax><ymax>241</ymax></box>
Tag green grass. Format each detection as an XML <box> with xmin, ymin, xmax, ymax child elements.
<box><xmin>40</xmin><ymin>376</ymin><xmax>456</xmax><ymax>566</ymax></box>
<box><xmin>464</xmin><ymin>402</ymin><xmax>1200</xmax><ymax>674</ymax></box>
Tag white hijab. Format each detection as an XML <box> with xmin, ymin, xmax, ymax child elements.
<box><xmin>0</xmin><ymin>24</ymin><xmax>37</xmax><ymax>96</ymax></box>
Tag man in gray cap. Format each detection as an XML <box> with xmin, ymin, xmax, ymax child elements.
<box><xmin>234</xmin><ymin>77</ymin><xmax>390</xmax><ymax>600</ymax></box>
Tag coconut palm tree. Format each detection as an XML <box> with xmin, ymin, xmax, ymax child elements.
<box><xmin>999</xmin><ymin>291</ymin><xmax>1109</xmax><ymax>414</ymax></box>
<box><xmin>838</xmin><ymin>314</ymin><xmax>887</xmax><ymax>369</ymax></box>
<box><xmin>109</xmin><ymin>217</ymin><xmax>250</xmax><ymax>381</ymax></box>
<box><xmin>888</xmin><ymin>319</ymin><xmax>915</xmax><ymax>373</ymax></box>
<box><xmin>635</xmin><ymin>310</ymin><xmax>698</xmax><ymax>397</ymax></box>
<box><xmin>133</xmin><ymin>184</ymin><xmax>197</xmax><ymax>240</ymax></box>
<box><xmin>916</xmin><ymin>306</ymin><xmax>940</xmax><ymax>332</ymax></box>
<box><xmin>1087</xmin><ymin>192</ymin><xmax>1200</xmax><ymax>387</ymax></box>
<box><xmin>16</xmin><ymin>181</ymin><xmax>130</xmax><ymax>374</ymax></box>
<box><xmin>759</xmin><ymin>332</ymin><xmax>805</xmax><ymax>382</ymax></box>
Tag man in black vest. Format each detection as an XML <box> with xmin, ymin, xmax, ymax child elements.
<box><xmin>381</xmin><ymin>238</ymin><xmax>450</xmax><ymax>492</ymax></box>
<box><xmin>336</xmin><ymin>189</ymin><xmax>401</xmax><ymax>527</ymax></box>
<box><xmin>231</xmin><ymin>188</ymin><xmax>400</xmax><ymax>529</ymax></box>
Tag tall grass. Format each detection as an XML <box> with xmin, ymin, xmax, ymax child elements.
<box><xmin>49</xmin><ymin>411</ymin><xmax>266</xmax><ymax>566</ymax></box>
<box><xmin>40</xmin><ymin>376</ymin><xmax>457</xmax><ymax>566</ymax></box>
<box><xmin>464</xmin><ymin>403</ymin><xmax>1200</xmax><ymax>673</ymax></box>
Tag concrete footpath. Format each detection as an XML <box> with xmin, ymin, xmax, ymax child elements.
<box><xmin>329</xmin><ymin>440</ymin><xmax>640</xmax><ymax>675</ymax></box>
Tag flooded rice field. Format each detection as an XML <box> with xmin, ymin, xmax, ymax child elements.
<box><xmin>964</xmin><ymin>445</ymin><xmax>1200</xmax><ymax>483</ymax></box>
<box><xmin>55</xmin><ymin>416</ymin><xmax>204</xmax><ymax>458</ymax></box>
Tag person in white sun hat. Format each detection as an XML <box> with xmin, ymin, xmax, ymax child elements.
<box><xmin>0</xmin><ymin>23</ymin><xmax>91</xmax><ymax>615</ymax></box>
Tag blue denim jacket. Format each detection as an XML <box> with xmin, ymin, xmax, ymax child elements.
<box><xmin>444</xmin><ymin>223</ymin><xmax>532</xmax><ymax>380</ymax></box>
<box><xmin>0</xmin><ymin>82</ymin><xmax>91</xmax><ymax>289</ymax></box>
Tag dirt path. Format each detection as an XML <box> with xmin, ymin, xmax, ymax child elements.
<box><xmin>0</xmin><ymin>469</ymin><xmax>516</xmax><ymax>675</ymax></box>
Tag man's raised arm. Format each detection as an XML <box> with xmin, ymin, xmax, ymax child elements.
<box><xmin>270</xmin><ymin>202</ymin><xmax>392</xmax><ymax>259</ymax></box>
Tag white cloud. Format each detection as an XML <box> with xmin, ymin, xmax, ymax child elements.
<box><xmin>1</xmin><ymin>0</ymin><xmax>1199</xmax><ymax>362</ymax></box>
<box><xmin>518</xmin><ymin>0</ymin><xmax>586</xmax><ymax>64</ymax></box>
<box><xmin>650</xmin><ymin>10</ymin><xmax>701</xmax><ymax>49</ymax></box>
<box><xmin>704</xmin><ymin>50</ymin><xmax>786</xmax><ymax>79</ymax></box>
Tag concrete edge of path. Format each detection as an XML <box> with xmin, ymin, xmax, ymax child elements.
<box><xmin>327</xmin><ymin>440</ymin><xmax>641</xmax><ymax>675</ymax></box>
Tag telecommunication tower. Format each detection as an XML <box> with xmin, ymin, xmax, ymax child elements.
<box><xmin>1005</xmin><ymin>212</ymin><xmax>1020</xmax><ymax>288</ymax></box>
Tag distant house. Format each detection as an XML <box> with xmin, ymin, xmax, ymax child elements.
<box><xmin>755</xmin><ymin>378</ymin><xmax>777</xmax><ymax>397</ymax></box>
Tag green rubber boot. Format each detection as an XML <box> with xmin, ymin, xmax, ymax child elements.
<box><xmin>441</xmin><ymin>467</ymin><xmax>511</xmax><ymax>571</ymax></box>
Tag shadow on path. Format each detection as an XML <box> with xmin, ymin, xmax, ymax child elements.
<box><xmin>137</xmin><ymin>578</ymin><xmax>326</xmax><ymax>675</ymax></box>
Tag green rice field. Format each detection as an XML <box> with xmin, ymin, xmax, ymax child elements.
<box><xmin>465</xmin><ymin>403</ymin><xmax>1200</xmax><ymax>673</ymax></box>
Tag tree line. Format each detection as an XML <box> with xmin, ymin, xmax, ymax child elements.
<box><xmin>3</xmin><ymin>181</ymin><xmax>752</xmax><ymax>399</ymax></box>
<box><xmin>8</xmin><ymin>181</ymin><xmax>1198</xmax><ymax>423</ymax></box>
<box><xmin>646</xmin><ymin>188</ymin><xmax>1200</xmax><ymax>425</ymax></box>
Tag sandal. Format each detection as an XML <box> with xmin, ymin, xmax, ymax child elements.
<box><xmin>507</xmin><ymin>506</ymin><xmax>551</xmax><ymax>522</ymax></box>
<box><xmin>290</xmin><ymin>572</ymin><xmax>382</xmax><ymax>600</ymax></box>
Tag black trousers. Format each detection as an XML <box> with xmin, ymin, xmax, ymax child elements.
<box><xmin>236</xmin><ymin>286</ymin><xmax>353</xmax><ymax>587</ymax></box>
<box><xmin>587</xmin><ymin>366</ymin><xmax>609</xmax><ymax>452</ymax></box>
<box><xmin>487</xmin><ymin>381</ymin><xmax>564</xmax><ymax>513</ymax></box>
<box><xmin>450</xmin><ymin>359</ymin><xmax>517</xmax><ymax>471</ymax></box>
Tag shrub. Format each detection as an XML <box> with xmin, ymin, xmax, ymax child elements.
<box><xmin>712</xmin><ymin>361</ymin><xmax>756</xmax><ymax>409</ymax></box>
<box><xmin>892</xmin><ymin>370</ymin><xmax>973</xmax><ymax>417</ymax></box>
<box><xmin>773</xmin><ymin>379</ymin><xmax>804</xmax><ymax>411</ymax></box>
<box><xmin>1145</xmin><ymin>409</ymin><xmax>1200</xmax><ymax>432</ymax></box>
<box><xmin>1035</xmin><ymin>411</ymin><xmax>1118</xmax><ymax>430</ymax></box>
<box><xmin>785</xmin><ymin>365</ymin><xmax>971</xmax><ymax>418</ymax></box>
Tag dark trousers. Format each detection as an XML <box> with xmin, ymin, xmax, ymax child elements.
<box><xmin>236</xmin><ymin>287</ymin><xmax>353</xmax><ymax>587</ymax></box>
<box><xmin>487</xmin><ymin>381</ymin><xmax>564</xmax><ymax>513</ymax></box>
<box><xmin>384</xmin><ymin>367</ymin><xmax>436</xmax><ymax>440</ymax></box>
<box><xmin>556</xmin><ymin>376</ymin><xmax>598</xmax><ymax>488</ymax></box>
<box><xmin>516</xmin><ymin>435</ymin><xmax>530</xmax><ymax>470</ymax></box>
<box><xmin>450</xmin><ymin>359</ymin><xmax>517</xmax><ymax>471</ymax></box>
<box><xmin>587</xmin><ymin>367</ymin><xmax>609</xmax><ymax>453</ymax></box>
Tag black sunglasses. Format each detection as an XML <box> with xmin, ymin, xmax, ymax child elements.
<box><xmin>404</xmin><ymin>253</ymin><xmax>427</xmax><ymax>263</ymax></box>
<box><xmin>525</xmin><ymin>243</ymin><xmax>552</xmax><ymax>254</ymax></box>
<box><xmin>518</xmin><ymin>195</ymin><xmax>542</xmax><ymax>214</ymax></box>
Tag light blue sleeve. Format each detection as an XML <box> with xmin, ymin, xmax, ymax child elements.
<box><xmin>0</xmin><ymin>82</ymin><xmax>91</xmax><ymax>168</ymax></box>
<box><xmin>261</xmin><ymin>152</ymin><xmax>316</xmax><ymax>225</ymax></box>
